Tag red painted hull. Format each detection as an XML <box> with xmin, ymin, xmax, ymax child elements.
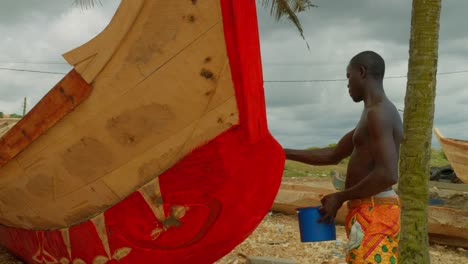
<box><xmin>0</xmin><ymin>1</ymin><xmax>285</xmax><ymax>263</ymax></box>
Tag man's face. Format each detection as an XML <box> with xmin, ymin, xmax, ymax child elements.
<box><xmin>346</xmin><ymin>64</ymin><xmax>364</xmax><ymax>102</ymax></box>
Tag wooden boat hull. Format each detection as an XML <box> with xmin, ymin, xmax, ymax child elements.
<box><xmin>273</xmin><ymin>181</ymin><xmax>468</xmax><ymax>248</ymax></box>
<box><xmin>434</xmin><ymin>128</ymin><xmax>468</xmax><ymax>183</ymax></box>
<box><xmin>0</xmin><ymin>1</ymin><xmax>285</xmax><ymax>263</ymax></box>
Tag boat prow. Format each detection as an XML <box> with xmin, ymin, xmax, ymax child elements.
<box><xmin>0</xmin><ymin>1</ymin><xmax>285</xmax><ymax>263</ymax></box>
<box><xmin>434</xmin><ymin>128</ymin><xmax>468</xmax><ymax>183</ymax></box>
<box><xmin>0</xmin><ymin>0</ymin><xmax>241</xmax><ymax>230</ymax></box>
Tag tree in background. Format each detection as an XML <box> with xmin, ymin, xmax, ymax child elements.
<box><xmin>398</xmin><ymin>0</ymin><xmax>442</xmax><ymax>263</ymax></box>
<box><xmin>9</xmin><ymin>114</ymin><xmax>23</xmax><ymax>118</ymax></box>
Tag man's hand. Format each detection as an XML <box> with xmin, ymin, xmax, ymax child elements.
<box><xmin>318</xmin><ymin>192</ymin><xmax>345</xmax><ymax>224</ymax></box>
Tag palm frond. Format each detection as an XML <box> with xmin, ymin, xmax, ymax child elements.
<box><xmin>259</xmin><ymin>0</ymin><xmax>316</xmax><ymax>50</ymax></box>
<box><xmin>72</xmin><ymin>0</ymin><xmax>314</xmax><ymax>48</ymax></box>
<box><xmin>73</xmin><ymin>0</ymin><xmax>103</xmax><ymax>9</ymax></box>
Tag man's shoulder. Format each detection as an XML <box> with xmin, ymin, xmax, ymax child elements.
<box><xmin>365</xmin><ymin>102</ymin><xmax>398</xmax><ymax>129</ymax></box>
<box><xmin>365</xmin><ymin>103</ymin><xmax>388</xmax><ymax>119</ymax></box>
<box><xmin>367</xmin><ymin>101</ymin><xmax>398</xmax><ymax>118</ymax></box>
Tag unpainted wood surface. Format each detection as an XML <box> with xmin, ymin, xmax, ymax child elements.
<box><xmin>0</xmin><ymin>71</ymin><xmax>91</xmax><ymax>168</ymax></box>
<box><xmin>435</xmin><ymin>128</ymin><xmax>468</xmax><ymax>183</ymax></box>
<box><xmin>273</xmin><ymin>182</ymin><xmax>468</xmax><ymax>248</ymax></box>
<box><xmin>0</xmin><ymin>0</ymin><xmax>239</xmax><ymax>229</ymax></box>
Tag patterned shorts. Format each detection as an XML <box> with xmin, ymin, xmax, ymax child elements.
<box><xmin>345</xmin><ymin>197</ymin><xmax>400</xmax><ymax>264</ymax></box>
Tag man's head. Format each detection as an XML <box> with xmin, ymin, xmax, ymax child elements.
<box><xmin>346</xmin><ymin>51</ymin><xmax>386</xmax><ymax>102</ymax></box>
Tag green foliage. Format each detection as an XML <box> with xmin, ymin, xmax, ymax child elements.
<box><xmin>0</xmin><ymin>112</ymin><xmax>3</xmax><ymax>118</ymax></box>
<box><xmin>325</xmin><ymin>143</ymin><xmax>350</xmax><ymax>164</ymax></box>
<box><xmin>283</xmin><ymin>160</ymin><xmax>347</xmax><ymax>178</ymax></box>
<box><xmin>306</xmin><ymin>146</ymin><xmax>319</xmax><ymax>150</ymax></box>
<box><xmin>307</xmin><ymin>143</ymin><xmax>336</xmax><ymax>150</ymax></box>
<box><xmin>340</xmin><ymin>156</ymin><xmax>350</xmax><ymax>165</ymax></box>
<box><xmin>283</xmin><ymin>160</ymin><xmax>312</xmax><ymax>177</ymax></box>
<box><xmin>284</xmin><ymin>147</ymin><xmax>448</xmax><ymax>178</ymax></box>
<box><xmin>9</xmin><ymin>114</ymin><xmax>23</xmax><ymax>118</ymax></box>
<box><xmin>430</xmin><ymin>148</ymin><xmax>449</xmax><ymax>167</ymax></box>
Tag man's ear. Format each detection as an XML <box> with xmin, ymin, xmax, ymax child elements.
<box><xmin>359</xmin><ymin>65</ymin><xmax>367</xmax><ymax>79</ymax></box>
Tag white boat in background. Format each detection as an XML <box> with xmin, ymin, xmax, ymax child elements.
<box><xmin>434</xmin><ymin>128</ymin><xmax>468</xmax><ymax>184</ymax></box>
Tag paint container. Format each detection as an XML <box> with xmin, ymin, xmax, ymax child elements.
<box><xmin>429</xmin><ymin>198</ymin><xmax>444</xmax><ymax>206</ymax></box>
<box><xmin>297</xmin><ymin>206</ymin><xmax>336</xmax><ymax>242</ymax></box>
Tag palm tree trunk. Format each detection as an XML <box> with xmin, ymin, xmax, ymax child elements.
<box><xmin>398</xmin><ymin>0</ymin><xmax>441</xmax><ymax>263</ymax></box>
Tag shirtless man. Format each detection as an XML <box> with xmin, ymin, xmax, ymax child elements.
<box><xmin>284</xmin><ymin>51</ymin><xmax>403</xmax><ymax>263</ymax></box>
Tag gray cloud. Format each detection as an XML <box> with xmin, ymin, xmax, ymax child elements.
<box><xmin>257</xmin><ymin>0</ymin><xmax>468</xmax><ymax>149</ymax></box>
<box><xmin>0</xmin><ymin>0</ymin><xmax>466</xmax><ymax>151</ymax></box>
<box><xmin>0</xmin><ymin>0</ymin><xmax>71</xmax><ymax>26</ymax></box>
<box><xmin>0</xmin><ymin>0</ymin><xmax>119</xmax><ymax>114</ymax></box>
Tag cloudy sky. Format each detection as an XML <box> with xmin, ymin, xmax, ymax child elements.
<box><xmin>0</xmin><ymin>0</ymin><xmax>466</xmax><ymax>149</ymax></box>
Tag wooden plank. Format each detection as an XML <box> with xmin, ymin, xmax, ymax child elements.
<box><xmin>428</xmin><ymin>181</ymin><xmax>468</xmax><ymax>192</ymax></box>
<box><xmin>429</xmin><ymin>234</ymin><xmax>468</xmax><ymax>248</ymax></box>
<box><xmin>272</xmin><ymin>183</ymin><xmax>468</xmax><ymax>248</ymax></box>
<box><xmin>0</xmin><ymin>70</ymin><xmax>91</xmax><ymax>168</ymax></box>
<box><xmin>0</xmin><ymin>0</ymin><xmax>238</xmax><ymax>229</ymax></box>
<box><xmin>272</xmin><ymin>188</ymin><xmax>348</xmax><ymax>225</ymax></box>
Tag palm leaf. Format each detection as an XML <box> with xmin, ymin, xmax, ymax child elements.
<box><xmin>73</xmin><ymin>0</ymin><xmax>102</xmax><ymax>9</ymax></box>
<box><xmin>73</xmin><ymin>0</ymin><xmax>314</xmax><ymax>48</ymax></box>
<box><xmin>259</xmin><ymin>0</ymin><xmax>316</xmax><ymax>49</ymax></box>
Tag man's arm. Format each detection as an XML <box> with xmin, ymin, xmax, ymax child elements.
<box><xmin>318</xmin><ymin>109</ymin><xmax>398</xmax><ymax>223</ymax></box>
<box><xmin>284</xmin><ymin>129</ymin><xmax>355</xmax><ymax>166</ymax></box>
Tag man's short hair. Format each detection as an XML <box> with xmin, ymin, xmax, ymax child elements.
<box><xmin>350</xmin><ymin>51</ymin><xmax>386</xmax><ymax>80</ymax></box>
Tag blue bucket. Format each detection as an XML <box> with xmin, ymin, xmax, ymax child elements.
<box><xmin>429</xmin><ymin>198</ymin><xmax>444</xmax><ymax>206</ymax></box>
<box><xmin>297</xmin><ymin>206</ymin><xmax>336</xmax><ymax>242</ymax></box>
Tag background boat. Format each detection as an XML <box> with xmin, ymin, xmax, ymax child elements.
<box><xmin>0</xmin><ymin>1</ymin><xmax>285</xmax><ymax>263</ymax></box>
<box><xmin>434</xmin><ymin>128</ymin><xmax>468</xmax><ymax>184</ymax></box>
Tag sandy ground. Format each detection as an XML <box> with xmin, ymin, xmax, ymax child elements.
<box><xmin>0</xmin><ymin>175</ymin><xmax>466</xmax><ymax>263</ymax></box>
<box><xmin>217</xmin><ymin>213</ymin><xmax>468</xmax><ymax>264</ymax></box>
<box><xmin>0</xmin><ymin>215</ymin><xmax>466</xmax><ymax>264</ymax></box>
<box><xmin>0</xmin><ymin>248</ymin><xmax>22</xmax><ymax>264</ymax></box>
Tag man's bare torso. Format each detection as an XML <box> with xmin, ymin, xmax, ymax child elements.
<box><xmin>345</xmin><ymin>99</ymin><xmax>403</xmax><ymax>191</ymax></box>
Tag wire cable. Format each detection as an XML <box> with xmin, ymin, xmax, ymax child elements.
<box><xmin>0</xmin><ymin>67</ymin><xmax>67</xmax><ymax>75</ymax></box>
<box><xmin>264</xmin><ymin>70</ymin><xmax>468</xmax><ymax>83</ymax></box>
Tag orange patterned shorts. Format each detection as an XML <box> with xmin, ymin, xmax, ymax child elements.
<box><xmin>345</xmin><ymin>197</ymin><xmax>400</xmax><ymax>264</ymax></box>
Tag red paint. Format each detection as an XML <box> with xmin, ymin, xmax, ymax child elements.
<box><xmin>0</xmin><ymin>1</ymin><xmax>285</xmax><ymax>263</ymax></box>
<box><xmin>221</xmin><ymin>0</ymin><xmax>268</xmax><ymax>143</ymax></box>
<box><xmin>0</xmin><ymin>70</ymin><xmax>91</xmax><ymax>168</ymax></box>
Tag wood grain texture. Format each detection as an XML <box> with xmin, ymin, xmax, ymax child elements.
<box><xmin>0</xmin><ymin>1</ymin><xmax>286</xmax><ymax>263</ymax></box>
<box><xmin>0</xmin><ymin>0</ymin><xmax>238</xmax><ymax>229</ymax></box>
<box><xmin>0</xmin><ymin>70</ymin><xmax>91</xmax><ymax>168</ymax></box>
<box><xmin>434</xmin><ymin>128</ymin><xmax>468</xmax><ymax>183</ymax></box>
